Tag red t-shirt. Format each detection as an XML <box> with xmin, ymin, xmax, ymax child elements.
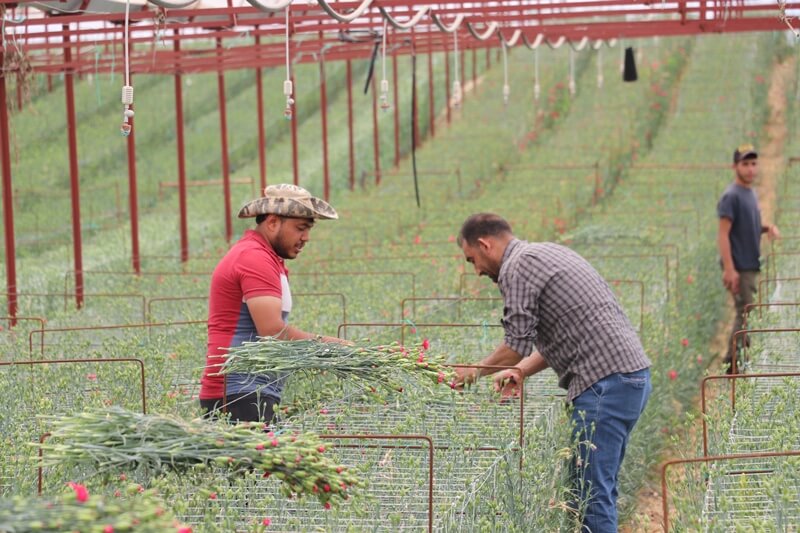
<box><xmin>199</xmin><ymin>230</ymin><xmax>289</xmax><ymax>400</ymax></box>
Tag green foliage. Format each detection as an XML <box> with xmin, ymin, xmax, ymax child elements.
<box><xmin>2</xmin><ymin>31</ymin><xmax>797</xmax><ymax>532</ymax></box>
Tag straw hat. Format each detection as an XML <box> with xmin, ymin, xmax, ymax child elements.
<box><xmin>237</xmin><ymin>184</ymin><xmax>338</xmax><ymax>220</ymax></box>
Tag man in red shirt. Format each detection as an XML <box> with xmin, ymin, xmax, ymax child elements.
<box><xmin>199</xmin><ymin>184</ymin><xmax>342</xmax><ymax>423</ymax></box>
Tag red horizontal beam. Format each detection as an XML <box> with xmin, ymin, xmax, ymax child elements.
<box><xmin>2</xmin><ymin>1</ymin><xmax>796</xmax><ymax>75</ymax></box>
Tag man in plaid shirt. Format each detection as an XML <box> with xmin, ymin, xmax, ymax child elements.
<box><xmin>454</xmin><ymin>213</ymin><xmax>651</xmax><ymax>533</ymax></box>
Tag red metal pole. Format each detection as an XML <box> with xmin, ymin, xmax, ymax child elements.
<box><xmin>16</xmin><ymin>17</ymin><xmax>24</xmax><ymax>112</ymax></box>
<box><xmin>472</xmin><ymin>46</ymin><xmax>477</xmax><ymax>87</ymax></box>
<box><xmin>63</xmin><ymin>29</ymin><xmax>85</xmax><ymax>306</ymax></box>
<box><xmin>290</xmin><ymin>74</ymin><xmax>299</xmax><ymax>186</ymax></box>
<box><xmin>460</xmin><ymin>48</ymin><xmax>465</xmax><ymax>88</ymax></box>
<box><xmin>346</xmin><ymin>59</ymin><xmax>354</xmax><ymax>191</ymax></box>
<box><xmin>371</xmin><ymin>74</ymin><xmax>381</xmax><ymax>185</ymax></box>
<box><xmin>319</xmin><ymin>35</ymin><xmax>330</xmax><ymax>201</ymax></box>
<box><xmin>120</xmin><ymin>28</ymin><xmax>141</xmax><ymax>276</ymax></box>
<box><xmin>444</xmin><ymin>35</ymin><xmax>451</xmax><ymax>124</ymax></box>
<box><xmin>427</xmin><ymin>37</ymin><xmax>435</xmax><ymax>138</ymax></box>
<box><xmin>216</xmin><ymin>37</ymin><xmax>232</xmax><ymax>243</ymax></box>
<box><xmin>46</xmin><ymin>32</ymin><xmax>53</xmax><ymax>93</ymax></box>
<box><xmin>392</xmin><ymin>48</ymin><xmax>400</xmax><ymax>167</ymax></box>
<box><xmin>255</xmin><ymin>32</ymin><xmax>267</xmax><ymax>191</ymax></box>
<box><xmin>174</xmin><ymin>34</ymin><xmax>189</xmax><ymax>263</ymax></box>
<box><xmin>0</xmin><ymin>49</ymin><xmax>18</xmax><ymax>322</ymax></box>
<box><xmin>126</xmin><ymin>81</ymin><xmax>140</xmax><ymax>275</ymax></box>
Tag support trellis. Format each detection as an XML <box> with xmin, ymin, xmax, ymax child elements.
<box><xmin>1</xmin><ymin>1</ymin><xmax>795</xmax><ymax>318</ymax></box>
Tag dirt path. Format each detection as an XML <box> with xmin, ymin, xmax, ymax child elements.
<box><xmin>757</xmin><ymin>58</ymin><xmax>793</xmax><ymax>223</ymax></box>
<box><xmin>620</xmin><ymin>55</ymin><xmax>794</xmax><ymax>533</ymax></box>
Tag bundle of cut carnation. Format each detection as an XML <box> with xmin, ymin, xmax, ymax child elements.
<box><xmin>216</xmin><ymin>338</ymin><xmax>456</xmax><ymax>394</ymax></box>
<box><xmin>36</xmin><ymin>407</ymin><xmax>360</xmax><ymax>506</ymax></box>
<box><xmin>0</xmin><ymin>484</ymin><xmax>185</xmax><ymax>532</ymax></box>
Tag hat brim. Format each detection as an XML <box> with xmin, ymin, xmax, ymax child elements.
<box><xmin>237</xmin><ymin>196</ymin><xmax>338</xmax><ymax>220</ymax></box>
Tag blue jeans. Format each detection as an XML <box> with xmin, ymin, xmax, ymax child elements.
<box><xmin>570</xmin><ymin>368</ymin><xmax>652</xmax><ymax>533</ymax></box>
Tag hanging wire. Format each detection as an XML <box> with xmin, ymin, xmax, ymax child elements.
<box><xmin>283</xmin><ymin>4</ymin><xmax>294</xmax><ymax>119</ymax></box>
<box><xmin>410</xmin><ymin>37</ymin><xmax>420</xmax><ymax>208</ymax></box>
<box><xmin>523</xmin><ymin>33</ymin><xmax>544</xmax><ymax>50</ymax></box>
<box><xmin>431</xmin><ymin>13</ymin><xmax>464</xmax><ymax>32</ymax></box>
<box><xmin>779</xmin><ymin>0</ymin><xmax>800</xmax><ymax>37</ymax></box>
<box><xmin>379</xmin><ymin>19</ymin><xmax>390</xmax><ymax>111</ymax></box>
<box><xmin>120</xmin><ymin>0</ymin><xmax>134</xmax><ymax>136</ymax></box>
<box><xmin>597</xmin><ymin>46</ymin><xmax>604</xmax><ymax>89</ymax></box>
<box><xmin>533</xmin><ymin>47</ymin><xmax>540</xmax><ymax>101</ymax></box>
<box><xmin>316</xmin><ymin>0</ymin><xmax>373</xmax><ymax>23</ymax></box>
<box><xmin>452</xmin><ymin>29</ymin><xmax>462</xmax><ymax>108</ymax></box>
<box><xmin>545</xmin><ymin>36</ymin><xmax>566</xmax><ymax>49</ymax></box>
<box><xmin>568</xmin><ymin>48</ymin><xmax>576</xmax><ymax>96</ymax></box>
<box><xmin>245</xmin><ymin>0</ymin><xmax>293</xmax><ymax>12</ymax></box>
<box><xmin>466</xmin><ymin>21</ymin><xmax>498</xmax><ymax>41</ymax></box>
<box><xmin>124</xmin><ymin>1</ymin><xmax>130</xmax><ymax>89</ymax></box>
<box><xmin>93</xmin><ymin>40</ymin><xmax>102</xmax><ymax>106</ymax></box>
<box><xmin>377</xmin><ymin>5</ymin><xmax>430</xmax><ymax>30</ymax></box>
<box><xmin>148</xmin><ymin>0</ymin><xmax>198</xmax><ymax>8</ymax></box>
<box><xmin>502</xmin><ymin>42</ymin><xmax>509</xmax><ymax>105</ymax></box>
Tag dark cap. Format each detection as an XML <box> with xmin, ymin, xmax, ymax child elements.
<box><xmin>733</xmin><ymin>143</ymin><xmax>758</xmax><ymax>164</ymax></box>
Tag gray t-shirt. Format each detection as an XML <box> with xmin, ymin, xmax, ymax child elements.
<box><xmin>717</xmin><ymin>183</ymin><xmax>762</xmax><ymax>271</ymax></box>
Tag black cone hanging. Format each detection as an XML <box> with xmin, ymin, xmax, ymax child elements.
<box><xmin>623</xmin><ymin>47</ymin><xmax>638</xmax><ymax>82</ymax></box>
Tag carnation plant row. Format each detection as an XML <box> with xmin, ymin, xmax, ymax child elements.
<box><xmin>661</xmin><ymin>37</ymin><xmax>800</xmax><ymax>530</ymax></box>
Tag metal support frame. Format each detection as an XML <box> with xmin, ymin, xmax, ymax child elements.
<box><xmin>661</xmin><ymin>450</ymin><xmax>800</xmax><ymax>531</ymax></box>
<box><xmin>0</xmin><ymin>48</ymin><xmax>18</xmax><ymax>323</ymax></box>
<box><xmin>63</xmin><ymin>27</ymin><xmax>85</xmax><ymax>306</ymax></box>
<box><xmin>290</xmin><ymin>74</ymin><xmax>299</xmax><ymax>186</ymax></box>
<box><xmin>371</xmin><ymin>73</ymin><xmax>381</xmax><ymax>185</ymax></box>
<box><xmin>216</xmin><ymin>37</ymin><xmax>232</xmax><ymax>243</ymax></box>
<box><xmin>443</xmin><ymin>34</ymin><xmax>451</xmax><ymax>124</ymax></box>
<box><xmin>346</xmin><ymin>59</ymin><xmax>355</xmax><ymax>190</ymax></box>
<box><xmin>427</xmin><ymin>36</ymin><xmax>435</xmax><ymax>138</ymax></box>
<box><xmin>255</xmin><ymin>31</ymin><xmax>267</xmax><ymax>192</ymax></box>
<box><xmin>319</xmin><ymin>35</ymin><xmax>330</xmax><ymax>201</ymax></box>
<box><xmin>174</xmin><ymin>33</ymin><xmax>189</xmax><ymax>263</ymax></box>
<box><xmin>700</xmin><ymin>372</ymin><xmax>800</xmax><ymax>457</ymax></box>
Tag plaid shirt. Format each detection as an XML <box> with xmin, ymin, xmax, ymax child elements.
<box><xmin>498</xmin><ymin>239</ymin><xmax>651</xmax><ymax>401</ymax></box>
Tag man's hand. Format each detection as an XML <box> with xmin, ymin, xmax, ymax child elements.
<box><xmin>722</xmin><ymin>268</ymin><xmax>740</xmax><ymax>294</ymax></box>
<box><xmin>319</xmin><ymin>335</ymin><xmax>353</xmax><ymax>345</ymax></box>
<box><xmin>452</xmin><ymin>366</ymin><xmax>479</xmax><ymax>389</ymax></box>
<box><xmin>493</xmin><ymin>369</ymin><xmax>523</xmax><ymax>398</ymax></box>
<box><xmin>767</xmin><ymin>224</ymin><xmax>781</xmax><ymax>241</ymax></box>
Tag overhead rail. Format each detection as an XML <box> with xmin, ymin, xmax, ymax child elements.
<box><xmin>1</xmin><ymin>1</ymin><xmax>797</xmax><ymax>74</ymax></box>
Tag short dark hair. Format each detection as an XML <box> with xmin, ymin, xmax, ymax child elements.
<box><xmin>255</xmin><ymin>214</ymin><xmax>268</xmax><ymax>225</ymax></box>
<box><xmin>457</xmin><ymin>213</ymin><xmax>512</xmax><ymax>246</ymax></box>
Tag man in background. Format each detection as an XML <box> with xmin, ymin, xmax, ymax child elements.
<box><xmin>717</xmin><ymin>144</ymin><xmax>779</xmax><ymax>373</ymax></box>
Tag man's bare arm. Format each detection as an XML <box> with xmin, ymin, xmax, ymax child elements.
<box><xmin>246</xmin><ymin>296</ymin><xmax>342</xmax><ymax>343</ymax></box>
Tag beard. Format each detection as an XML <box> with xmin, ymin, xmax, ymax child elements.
<box><xmin>270</xmin><ymin>230</ymin><xmax>299</xmax><ymax>259</ymax></box>
<box><xmin>271</xmin><ymin>240</ymin><xmax>292</xmax><ymax>259</ymax></box>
